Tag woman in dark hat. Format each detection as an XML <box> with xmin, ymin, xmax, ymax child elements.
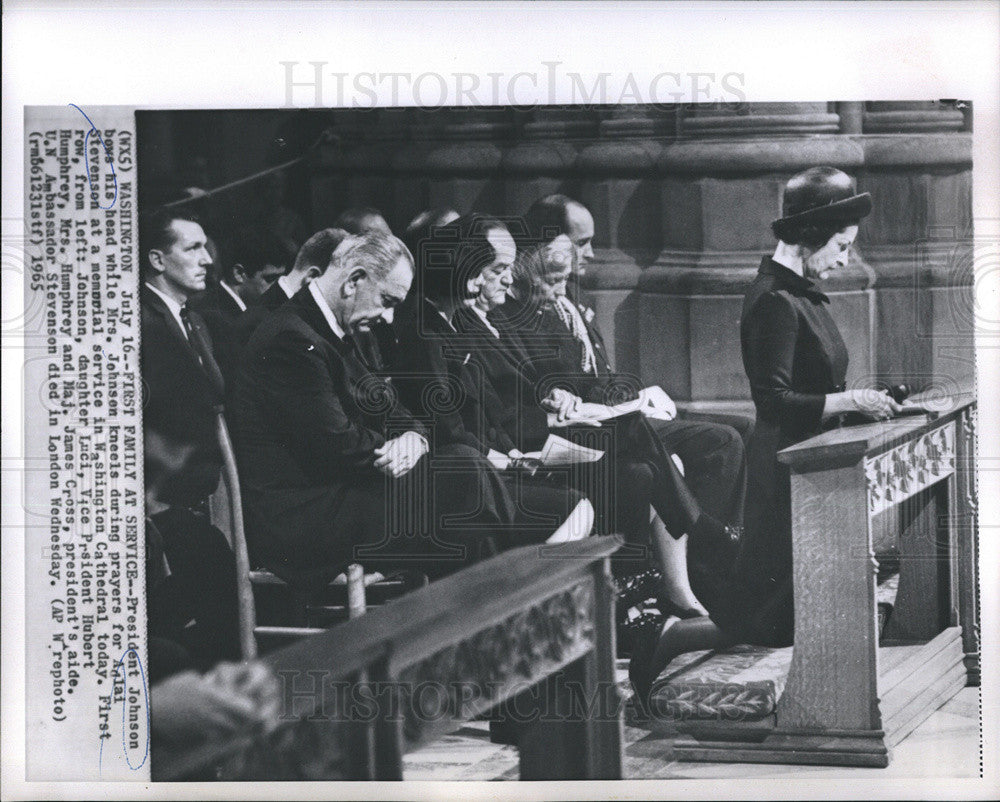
<box><xmin>629</xmin><ymin>166</ymin><xmax>902</xmax><ymax>712</ymax></box>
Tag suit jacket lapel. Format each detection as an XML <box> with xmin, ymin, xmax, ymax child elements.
<box><xmin>261</xmin><ymin>281</ymin><xmax>290</xmax><ymax>311</ymax></box>
<box><xmin>220</xmin><ymin>285</ymin><xmax>244</xmax><ymax>317</ymax></box>
<box><xmin>455</xmin><ymin>306</ymin><xmax>531</xmax><ymax>377</ymax></box>
<box><xmin>141</xmin><ymin>285</ymin><xmax>204</xmax><ymax>372</ymax></box>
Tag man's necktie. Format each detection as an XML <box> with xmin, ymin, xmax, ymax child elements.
<box><xmin>179</xmin><ymin>305</ymin><xmax>226</xmax><ymax>407</ymax></box>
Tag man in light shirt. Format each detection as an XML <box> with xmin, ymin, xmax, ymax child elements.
<box><xmin>191</xmin><ymin>229</ymin><xmax>292</xmax><ymax>380</ymax></box>
<box><xmin>233</xmin><ymin>231</ymin><xmax>519</xmax><ymax>584</ymax></box>
<box><xmin>140</xmin><ymin>208</ymin><xmax>240</xmax><ymax>675</ymax></box>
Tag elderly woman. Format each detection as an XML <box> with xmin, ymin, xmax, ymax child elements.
<box><xmin>454</xmin><ymin>223</ymin><xmax>743</xmax><ymax>628</ymax></box>
<box><xmin>629</xmin><ymin>166</ymin><xmax>902</xmax><ymax>712</ymax></box>
<box><xmin>388</xmin><ymin>212</ymin><xmax>594</xmax><ymax>545</ymax></box>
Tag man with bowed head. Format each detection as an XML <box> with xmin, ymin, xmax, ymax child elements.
<box><xmin>233</xmin><ymin>230</ymin><xmax>518</xmax><ymax>584</ymax></box>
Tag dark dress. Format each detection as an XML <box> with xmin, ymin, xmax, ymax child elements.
<box><xmin>497</xmin><ymin>294</ymin><xmax>749</xmax><ymax>529</ymax></box>
<box><xmin>691</xmin><ymin>256</ymin><xmax>848</xmax><ymax>646</ymax></box>
<box><xmin>454</xmin><ymin>303</ymin><xmax>706</xmax><ymax>566</ymax></box>
<box><xmin>389</xmin><ymin>296</ymin><xmax>586</xmax><ymax>544</ymax></box>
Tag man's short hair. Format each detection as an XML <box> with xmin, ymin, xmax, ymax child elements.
<box><xmin>335</xmin><ymin>206</ymin><xmax>391</xmax><ymax>235</ymax></box>
<box><xmin>140</xmin><ymin>208</ymin><xmax>203</xmax><ymax>273</ymax></box>
<box><xmin>417</xmin><ymin>213</ymin><xmax>510</xmax><ymax>303</ymax></box>
<box><xmin>523</xmin><ymin>194</ymin><xmax>580</xmax><ymax>246</ymax></box>
<box><xmin>329</xmin><ymin>231</ymin><xmax>414</xmax><ymax>282</ymax></box>
<box><xmin>293</xmin><ymin>228</ymin><xmax>350</xmax><ymax>275</ymax></box>
<box><xmin>226</xmin><ymin>229</ymin><xmax>294</xmax><ymax>282</ymax></box>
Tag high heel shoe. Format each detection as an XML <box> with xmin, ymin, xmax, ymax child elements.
<box><xmin>617</xmin><ymin>569</ymin><xmax>705</xmax><ymax>621</ymax></box>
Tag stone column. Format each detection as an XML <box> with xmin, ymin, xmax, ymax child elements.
<box><xmin>422</xmin><ymin>109</ymin><xmax>511</xmax><ymax>217</ymax></box>
<box><xmin>312</xmin><ymin>108</ymin><xmax>410</xmax><ymax>228</ymax></box>
<box><xmin>862</xmin><ymin>101</ymin><xmax>965</xmax><ymax>133</ymax></box>
<box><xmin>857</xmin><ymin>112</ymin><xmax>973</xmax><ymax>392</ymax></box>
<box><xmin>502</xmin><ymin>108</ymin><xmax>596</xmax><ymax>218</ymax></box>
<box><xmin>573</xmin><ymin>107</ymin><xmax>665</xmax><ymax>376</ymax></box>
<box><xmin>641</xmin><ymin>103</ymin><xmax>876</xmax><ymax>404</ymax></box>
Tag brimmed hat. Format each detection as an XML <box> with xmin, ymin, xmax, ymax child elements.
<box><xmin>772</xmin><ymin>167</ymin><xmax>872</xmax><ymax>242</ymax></box>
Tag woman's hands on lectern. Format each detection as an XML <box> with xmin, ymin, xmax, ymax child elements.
<box><xmin>824</xmin><ymin>388</ymin><xmax>904</xmax><ymax>421</ymax></box>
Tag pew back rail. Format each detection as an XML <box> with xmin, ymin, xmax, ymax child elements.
<box><xmin>153</xmin><ymin>535</ymin><xmax>624</xmax><ymax>781</ymax></box>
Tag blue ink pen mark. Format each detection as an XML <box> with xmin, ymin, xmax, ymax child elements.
<box><xmin>99</xmin><ymin>648</ymin><xmax>150</xmax><ymax>775</ymax></box>
<box><xmin>68</xmin><ymin>103</ymin><xmax>118</xmax><ymax>210</ymax></box>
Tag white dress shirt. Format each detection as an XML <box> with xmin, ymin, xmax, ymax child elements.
<box><xmin>309</xmin><ymin>282</ymin><xmax>428</xmax><ymax>453</ymax></box>
<box><xmin>308</xmin><ymin>280</ymin><xmax>347</xmax><ymax>340</ymax></box>
<box><xmin>144</xmin><ymin>282</ymin><xmax>188</xmax><ymax>340</ymax></box>
<box><xmin>277</xmin><ymin>274</ymin><xmax>298</xmax><ymax>299</ymax></box>
<box><xmin>219</xmin><ymin>280</ymin><xmax>248</xmax><ymax>312</ymax></box>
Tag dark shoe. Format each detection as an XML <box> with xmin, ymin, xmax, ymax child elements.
<box><xmin>627</xmin><ymin>614</ymin><xmax>662</xmax><ymax>720</ymax></box>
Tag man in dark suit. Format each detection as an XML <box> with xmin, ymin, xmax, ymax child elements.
<box><xmin>390</xmin><ymin>214</ymin><xmax>593</xmax><ymax>544</ymax></box>
<box><xmin>140</xmin><ymin>208</ymin><xmax>240</xmax><ymax>672</ymax></box>
<box><xmin>233</xmin><ymin>231</ymin><xmax>515</xmax><ymax>585</ymax></box>
<box><xmin>191</xmin><ymin>229</ymin><xmax>291</xmax><ymax>381</ymax></box>
<box><xmin>234</xmin><ymin>227</ymin><xmax>350</xmax><ymax>350</ymax></box>
<box><xmin>522</xmin><ymin>193</ymin><xmax>595</xmax><ymax>306</ymax></box>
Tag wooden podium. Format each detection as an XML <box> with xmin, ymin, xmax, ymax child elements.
<box><xmin>674</xmin><ymin>396</ymin><xmax>979</xmax><ymax>767</ymax></box>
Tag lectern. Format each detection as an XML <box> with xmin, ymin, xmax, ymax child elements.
<box><xmin>673</xmin><ymin>396</ymin><xmax>978</xmax><ymax>766</ymax></box>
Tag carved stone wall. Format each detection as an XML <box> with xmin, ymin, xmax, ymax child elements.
<box><xmin>306</xmin><ymin>102</ymin><xmax>973</xmax><ymax>405</ymax></box>
<box><xmin>142</xmin><ymin>102</ymin><xmax>975</xmax><ymax>405</ymax></box>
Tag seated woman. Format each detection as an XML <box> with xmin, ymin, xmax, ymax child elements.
<box><xmin>502</xmin><ymin>234</ymin><xmax>748</xmax><ymax>535</ymax></box>
<box><xmin>628</xmin><ymin>166</ymin><xmax>903</xmax><ymax>713</ymax></box>
<box><xmin>387</xmin><ymin>211</ymin><xmax>594</xmax><ymax>545</ymax></box>
<box><xmin>446</xmin><ymin>214</ymin><xmax>740</xmax><ymax>620</ymax></box>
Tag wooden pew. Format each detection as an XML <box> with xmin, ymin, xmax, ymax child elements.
<box><xmin>153</xmin><ymin>536</ymin><xmax>623</xmax><ymax>780</ymax></box>
<box><xmin>673</xmin><ymin>396</ymin><xmax>978</xmax><ymax>767</ymax></box>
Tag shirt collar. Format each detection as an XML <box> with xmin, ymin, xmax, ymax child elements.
<box><xmin>759</xmin><ymin>257</ymin><xmax>830</xmax><ymax>304</ymax></box>
<box><xmin>277</xmin><ymin>274</ymin><xmax>297</xmax><ymax>299</ymax></box>
<box><xmin>470</xmin><ymin>303</ymin><xmax>500</xmax><ymax>338</ymax></box>
<box><xmin>308</xmin><ymin>280</ymin><xmax>347</xmax><ymax>340</ymax></box>
<box><xmin>425</xmin><ymin>297</ymin><xmax>456</xmax><ymax>331</ymax></box>
<box><xmin>144</xmin><ymin>282</ymin><xmax>189</xmax><ymax>338</ymax></box>
<box><xmin>219</xmin><ymin>280</ymin><xmax>248</xmax><ymax>312</ymax></box>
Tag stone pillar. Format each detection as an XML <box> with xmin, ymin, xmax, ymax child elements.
<box><xmin>422</xmin><ymin>109</ymin><xmax>510</xmax><ymax>217</ymax></box>
<box><xmin>857</xmin><ymin>123</ymin><xmax>973</xmax><ymax>392</ymax></box>
<box><xmin>680</xmin><ymin>102</ymin><xmax>840</xmax><ymax>137</ymax></box>
<box><xmin>640</xmin><ymin>103</ymin><xmax>877</xmax><ymax>403</ymax></box>
<box><xmin>862</xmin><ymin>101</ymin><xmax>965</xmax><ymax>133</ymax></box>
<box><xmin>574</xmin><ymin>108</ymin><xmax>665</xmax><ymax>376</ymax></box>
<box><xmin>502</xmin><ymin>108</ymin><xmax>596</xmax><ymax>217</ymax></box>
<box><xmin>312</xmin><ymin>109</ymin><xmax>410</xmax><ymax>228</ymax></box>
